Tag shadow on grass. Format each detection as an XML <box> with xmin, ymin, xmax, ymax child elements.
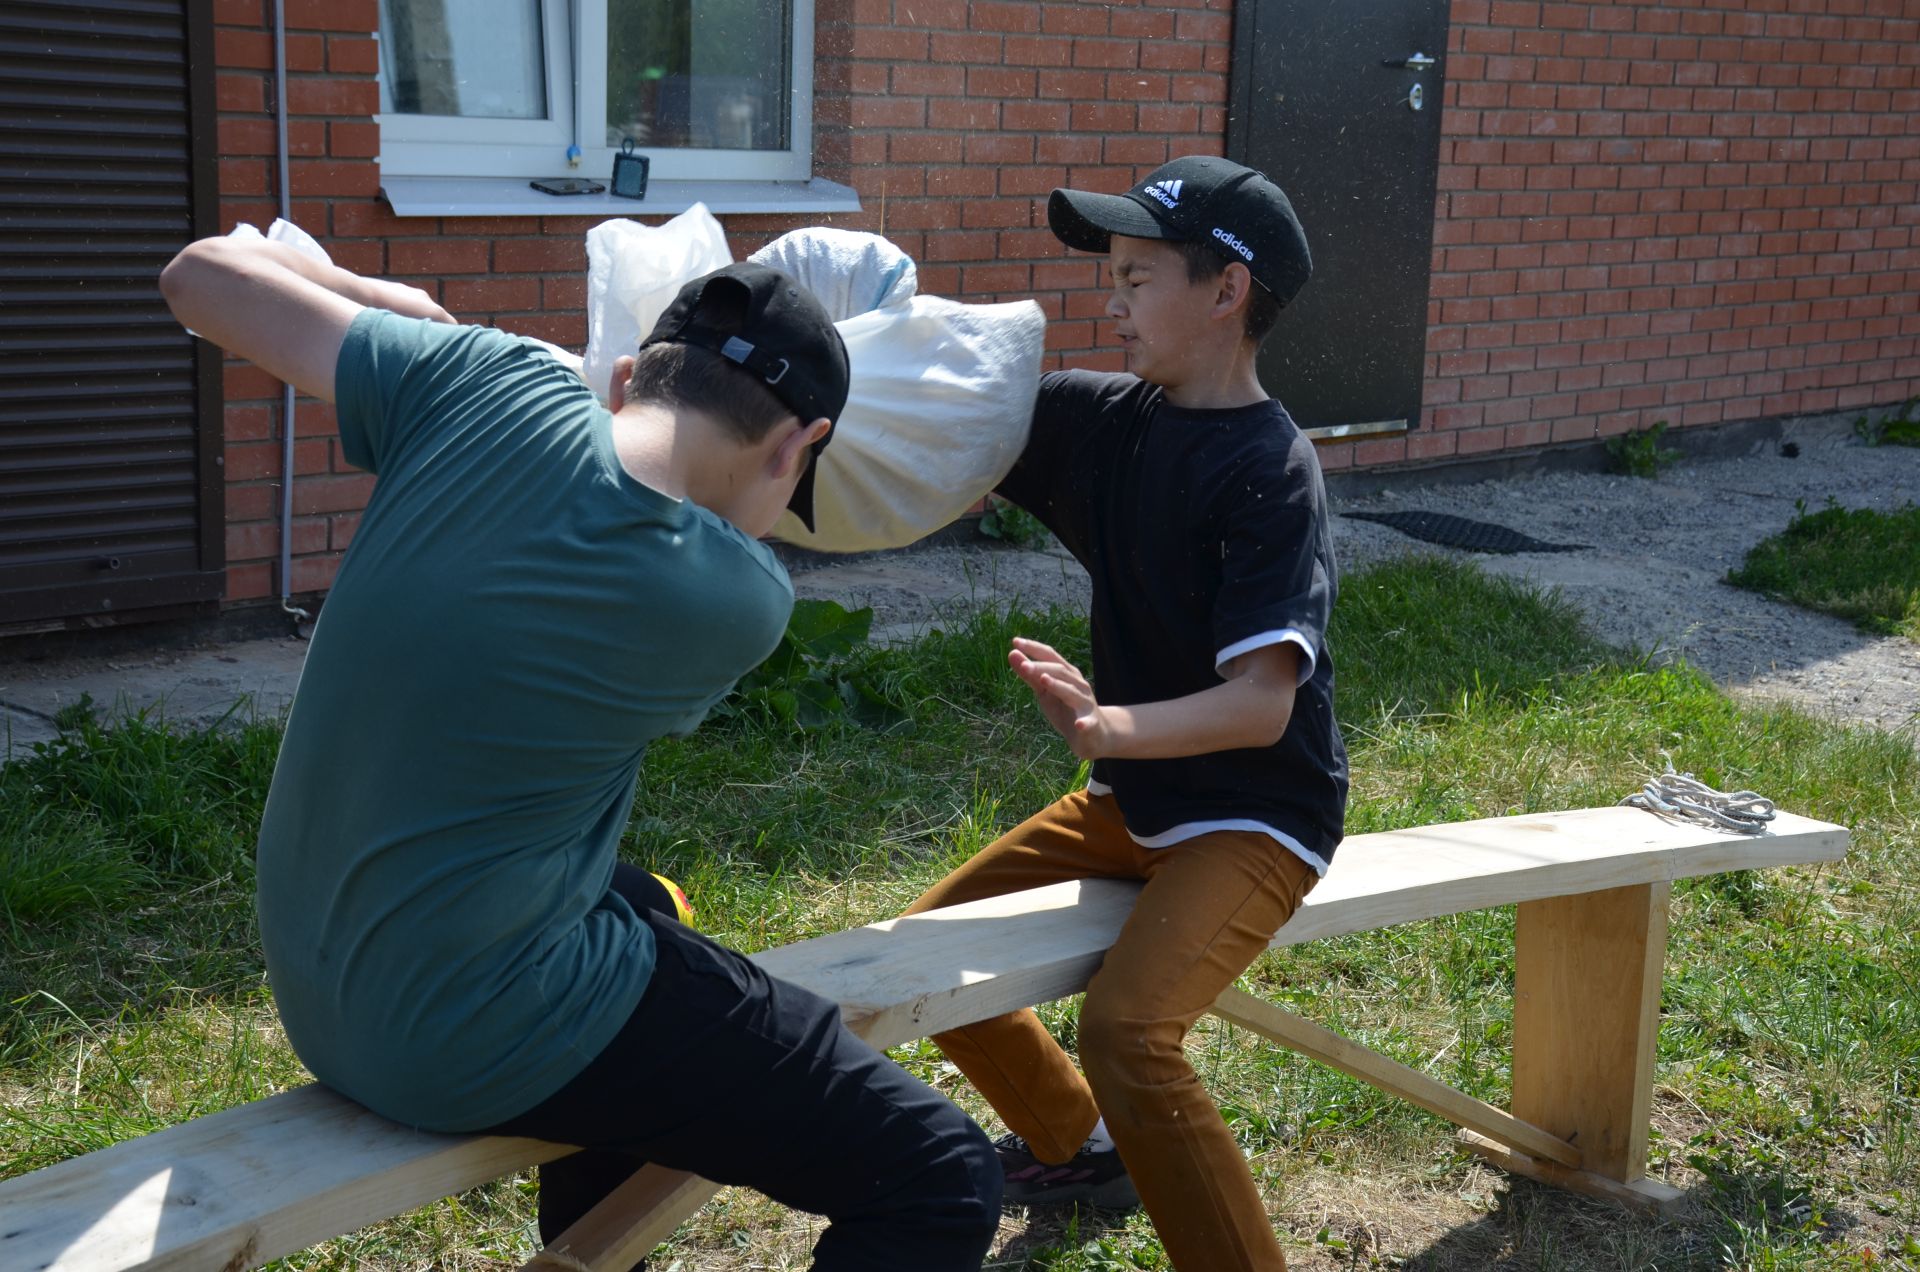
<box><xmin>1392</xmin><ymin>1172</ymin><xmax>1862</xmax><ymax>1272</ymax></box>
<box><xmin>988</xmin><ymin>1203</ymin><xmax>1140</xmax><ymax>1270</ymax></box>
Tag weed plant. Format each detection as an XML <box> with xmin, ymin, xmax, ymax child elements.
<box><xmin>1605</xmin><ymin>421</ymin><xmax>1684</xmax><ymax>477</ymax></box>
<box><xmin>980</xmin><ymin>496</ymin><xmax>1051</xmax><ymax>549</ymax></box>
<box><xmin>1728</xmin><ymin>499</ymin><xmax>1920</xmax><ymax>642</ymax></box>
<box><xmin>1853</xmin><ymin>398</ymin><xmax>1920</xmax><ymax>448</ymax></box>
<box><xmin>4</xmin><ymin>556</ymin><xmax>1917</xmax><ymax>1269</ymax></box>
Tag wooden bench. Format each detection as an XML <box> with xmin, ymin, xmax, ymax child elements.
<box><xmin>0</xmin><ymin>806</ymin><xmax>1848</xmax><ymax>1272</ymax></box>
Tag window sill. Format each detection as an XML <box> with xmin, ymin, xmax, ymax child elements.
<box><xmin>379</xmin><ymin>175</ymin><xmax>863</xmax><ymax>219</ymax></box>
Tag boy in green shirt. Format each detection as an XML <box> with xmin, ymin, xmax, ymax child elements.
<box><xmin>161</xmin><ymin>241</ymin><xmax>999</xmax><ymax>1271</ymax></box>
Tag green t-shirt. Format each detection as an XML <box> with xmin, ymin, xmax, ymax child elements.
<box><xmin>255</xmin><ymin>310</ymin><xmax>792</xmax><ymax>1131</ymax></box>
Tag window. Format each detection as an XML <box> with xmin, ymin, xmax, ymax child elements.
<box><xmin>376</xmin><ymin>0</ymin><xmax>816</xmax><ymax>184</ymax></box>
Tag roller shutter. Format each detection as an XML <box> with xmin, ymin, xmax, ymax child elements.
<box><xmin>0</xmin><ymin>0</ymin><xmax>223</xmax><ymax>628</ymax></box>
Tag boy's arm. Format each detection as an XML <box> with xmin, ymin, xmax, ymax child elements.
<box><xmin>1009</xmin><ymin>637</ymin><xmax>1298</xmax><ymax>762</ymax></box>
<box><xmin>159</xmin><ymin>236</ymin><xmax>454</xmax><ymax>404</ymax></box>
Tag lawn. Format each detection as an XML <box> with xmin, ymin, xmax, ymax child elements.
<box><xmin>3</xmin><ymin>555</ymin><xmax>1917</xmax><ymax>1270</ymax></box>
<box><xmin>1727</xmin><ymin>500</ymin><xmax>1920</xmax><ymax>644</ymax></box>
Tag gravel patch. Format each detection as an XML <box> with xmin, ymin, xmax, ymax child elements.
<box><xmin>790</xmin><ymin>424</ymin><xmax>1920</xmax><ymax>741</ymax></box>
<box><xmin>5</xmin><ymin>427</ymin><xmax>1915</xmax><ymax>755</ymax></box>
<box><xmin>1333</xmin><ymin>428</ymin><xmax>1920</xmax><ymax>738</ymax></box>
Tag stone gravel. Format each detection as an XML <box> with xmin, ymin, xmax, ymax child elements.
<box><xmin>5</xmin><ymin>423</ymin><xmax>1915</xmax><ymax>756</ymax></box>
<box><xmin>788</xmin><ymin>420</ymin><xmax>1920</xmax><ymax>740</ymax></box>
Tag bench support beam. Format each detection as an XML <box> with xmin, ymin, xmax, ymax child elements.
<box><xmin>1458</xmin><ymin>1130</ymin><xmax>1685</xmax><ymax>1213</ymax></box>
<box><xmin>1210</xmin><ymin>988</ymin><xmax>1583</xmax><ymax>1170</ymax></box>
<box><xmin>1511</xmin><ymin>880</ymin><xmax>1670</xmax><ymax>1183</ymax></box>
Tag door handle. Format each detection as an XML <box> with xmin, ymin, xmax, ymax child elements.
<box><xmin>1383</xmin><ymin>52</ymin><xmax>1437</xmax><ymax>69</ymax></box>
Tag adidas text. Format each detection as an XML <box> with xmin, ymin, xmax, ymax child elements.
<box><xmin>1212</xmin><ymin>227</ymin><xmax>1255</xmax><ymax>261</ymax></box>
<box><xmin>1144</xmin><ymin>179</ymin><xmax>1182</xmax><ymax>209</ymax></box>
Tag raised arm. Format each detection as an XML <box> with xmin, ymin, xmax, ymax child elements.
<box><xmin>158</xmin><ymin>236</ymin><xmax>453</xmax><ymax>404</ymax></box>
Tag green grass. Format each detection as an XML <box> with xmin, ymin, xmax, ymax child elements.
<box><xmin>1728</xmin><ymin>500</ymin><xmax>1920</xmax><ymax>642</ymax></box>
<box><xmin>4</xmin><ymin>555</ymin><xmax>1919</xmax><ymax>1270</ymax></box>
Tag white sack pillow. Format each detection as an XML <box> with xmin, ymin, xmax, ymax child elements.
<box><xmin>580</xmin><ymin>203</ymin><xmax>731</xmax><ymax>401</ymax></box>
<box><xmin>769</xmin><ymin>296</ymin><xmax>1045</xmax><ymax>553</ymax></box>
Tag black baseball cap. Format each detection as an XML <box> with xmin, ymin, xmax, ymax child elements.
<box><xmin>643</xmin><ymin>261</ymin><xmax>850</xmax><ymax>531</ymax></box>
<box><xmin>1048</xmin><ymin>155</ymin><xmax>1313</xmax><ymax>306</ymax></box>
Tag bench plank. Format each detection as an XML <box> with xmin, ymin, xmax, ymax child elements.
<box><xmin>526</xmin><ymin>806</ymin><xmax>1846</xmax><ymax>1272</ymax></box>
<box><xmin>0</xmin><ymin>806</ymin><xmax>1847</xmax><ymax>1271</ymax></box>
<box><xmin>0</xmin><ymin>1086</ymin><xmax>569</xmax><ymax>1272</ymax></box>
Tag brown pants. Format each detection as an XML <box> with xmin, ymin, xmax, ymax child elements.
<box><xmin>904</xmin><ymin>789</ymin><xmax>1318</xmax><ymax>1272</ymax></box>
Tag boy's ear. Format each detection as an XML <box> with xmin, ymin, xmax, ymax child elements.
<box><xmin>608</xmin><ymin>354</ymin><xmax>637</xmax><ymax>410</ymax></box>
<box><xmin>770</xmin><ymin>416</ymin><xmax>832</xmax><ymax>478</ymax></box>
<box><xmin>1210</xmin><ymin>262</ymin><xmax>1256</xmax><ymax>325</ymax></box>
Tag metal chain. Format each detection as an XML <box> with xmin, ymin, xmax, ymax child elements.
<box><xmin>1620</xmin><ymin>767</ymin><xmax>1776</xmax><ymax>835</ymax></box>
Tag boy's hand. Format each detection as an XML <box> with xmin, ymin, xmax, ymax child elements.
<box><xmin>1009</xmin><ymin>637</ymin><xmax>1113</xmax><ymax>760</ymax></box>
<box><xmin>1008</xmin><ymin>637</ymin><xmax>1301</xmax><ymax>763</ymax></box>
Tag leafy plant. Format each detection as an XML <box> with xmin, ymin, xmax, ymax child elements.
<box><xmin>713</xmin><ymin>598</ymin><xmax>910</xmax><ymax>732</ymax></box>
<box><xmin>979</xmin><ymin>495</ymin><xmax>1049</xmax><ymax>548</ymax></box>
<box><xmin>1605</xmin><ymin>420</ymin><xmax>1683</xmax><ymax>477</ymax></box>
<box><xmin>1854</xmin><ymin>398</ymin><xmax>1920</xmax><ymax>447</ymax></box>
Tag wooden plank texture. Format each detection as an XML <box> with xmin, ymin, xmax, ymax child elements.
<box><xmin>1458</xmin><ymin>1131</ymin><xmax>1686</xmax><ymax>1213</ymax></box>
<box><xmin>0</xmin><ymin>807</ymin><xmax>1845</xmax><ymax>1270</ymax></box>
<box><xmin>1512</xmin><ymin>882</ymin><xmax>1671</xmax><ymax>1181</ymax></box>
<box><xmin>1209</xmin><ymin>988</ymin><xmax>1583</xmax><ymax>1170</ymax></box>
<box><xmin>0</xmin><ymin>1085</ymin><xmax>570</xmax><ymax>1272</ymax></box>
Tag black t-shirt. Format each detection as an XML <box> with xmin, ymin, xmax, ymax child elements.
<box><xmin>999</xmin><ymin>370</ymin><xmax>1349</xmax><ymax>870</ymax></box>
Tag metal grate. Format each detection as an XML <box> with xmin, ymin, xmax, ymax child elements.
<box><xmin>1342</xmin><ymin>510</ymin><xmax>1589</xmax><ymax>555</ymax></box>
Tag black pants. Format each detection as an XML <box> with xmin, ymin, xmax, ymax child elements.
<box><xmin>483</xmin><ymin>866</ymin><xmax>1002</xmax><ymax>1271</ymax></box>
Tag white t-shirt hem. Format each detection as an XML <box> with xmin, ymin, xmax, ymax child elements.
<box><xmin>1080</xmin><ymin>783</ymin><xmax>1328</xmax><ymax>876</ymax></box>
<box><xmin>1215</xmin><ymin>628</ymin><xmax>1316</xmax><ymax>685</ymax></box>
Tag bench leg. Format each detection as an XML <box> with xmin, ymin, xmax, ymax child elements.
<box><xmin>1471</xmin><ymin>881</ymin><xmax>1684</xmax><ymax>1211</ymax></box>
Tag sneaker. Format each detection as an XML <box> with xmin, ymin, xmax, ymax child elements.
<box><xmin>993</xmin><ymin>1131</ymin><xmax>1141</xmax><ymax>1209</ymax></box>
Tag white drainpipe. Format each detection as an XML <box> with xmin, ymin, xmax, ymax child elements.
<box><xmin>272</xmin><ymin>0</ymin><xmax>311</xmax><ymax>631</ymax></box>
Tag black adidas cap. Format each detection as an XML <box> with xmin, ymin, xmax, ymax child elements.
<box><xmin>643</xmin><ymin>262</ymin><xmax>850</xmax><ymax>532</ymax></box>
<box><xmin>1048</xmin><ymin>155</ymin><xmax>1313</xmax><ymax>306</ymax></box>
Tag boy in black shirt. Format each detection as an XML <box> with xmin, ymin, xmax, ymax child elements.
<box><xmin>903</xmin><ymin>156</ymin><xmax>1348</xmax><ymax>1272</ymax></box>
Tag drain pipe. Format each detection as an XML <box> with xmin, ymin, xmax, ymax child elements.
<box><xmin>271</xmin><ymin>0</ymin><xmax>311</xmax><ymax>633</ymax></box>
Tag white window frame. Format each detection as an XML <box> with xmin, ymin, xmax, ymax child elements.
<box><xmin>376</xmin><ymin>0</ymin><xmax>816</xmax><ymax>184</ymax></box>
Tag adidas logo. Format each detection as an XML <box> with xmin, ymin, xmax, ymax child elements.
<box><xmin>1212</xmin><ymin>226</ymin><xmax>1255</xmax><ymax>261</ymax></box>
<box><xmin>1143</xmin><ymin>179</ymin><xmax>1182</xmax><ymax>209</ymax></box>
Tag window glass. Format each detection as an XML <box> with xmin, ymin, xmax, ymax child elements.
<box><xmin>605</xmin><ymin>0</ymin><xmax>792</xmax><ymax>150</ymax></box>
<box><xmin>380</xmin><ymin>0</ymin><xmax>549</xmax><ymax>119</ymax></box>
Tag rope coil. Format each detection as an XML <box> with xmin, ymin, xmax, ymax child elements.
<box><xmin>1621</xmin><ymin>768</ymin><xmax>1776</xmax><ymax>835</ymax></box>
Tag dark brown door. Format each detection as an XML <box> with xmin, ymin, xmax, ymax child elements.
<box><xmin>1228</xmin><ymin>0</ymin><xmax>1450</xmax><ymax>434</ymax></box>
<box><xmin>0</xmin><ymin>0</ymin><xmax>225</xmax><ymax>629</ymax></box>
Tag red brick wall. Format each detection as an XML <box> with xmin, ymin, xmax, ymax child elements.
<box><xmin>1377</xmin><ymin>0</ymin><xmax>1920</xmax><ymax>472</ymax></box>
<box><xmin>208</xmin><ymin>0</ymin><xmax>1917</xmax><ymax>606</ymax></box>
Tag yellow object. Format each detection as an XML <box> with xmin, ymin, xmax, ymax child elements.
<box><xmin>650</xmin><ymin>872</ymin><xmax>695</xmax><ymax>925</ymax></box>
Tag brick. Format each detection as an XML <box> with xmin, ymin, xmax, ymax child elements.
<box><xmin>1001</xmin><ymin>100</ymin><xmax>1070</xmax><ymax>131</ymax></box>
<box><xmin>973</xmin><ymin>1</ymin><xmax>1041</xmax><ymax>32</ymax></box>
<box><xmin>289</xmin><ymin>159</ymin><xmax>378</xmax><ymax>198</ymax></box>
<box><xmin>444</xmin><ymin>278</ymin><xmax>541</xmax><ymax>313</ymax></box>
<box><xmin>285</xmin><ymin>0</ymin><xmax>375</xmax><ymax>32</ymax></box>
<box><xmin>851</xmin><ymin>27</ymin><xmax>928</xmax><ymax>60</ymax></box>
<box><xmin>966</xmin><ymin>134</ymin><xmax>1035</xmax><ymax>165</ymax></box>
<box><xmin>215</xmin><ymin>28</ymin><xmax>272</xmax><ymax>69</ymax></box>
<box><xmin>226</xmin><ymin>562</ymin><xmax>274</xmax><ymax>602</ymax></box>
<box><xmin>328</xmin><ymin>35</ymin><xmax>378</xmax><ymax>74</ymax></box>
<box><xmin>1071</xmin><ymin>102</ymin><xmax>1137</xmax><ymax>132</ymax></box>
<box><xmin>292</xmin><ymin>474</ymin><xmax>375</xmax><ymax>516</ymax></box>
<box><xmin>286</xmin><ymin>77</ymin><xmax>378</xmax><ymax>116</ymax></box>
<box><xmin>217</xmin><ymin>73</ymin><xmax>264</xmax><ymax>113</ymax></box>
<box><xmin>1041</xmin><ymin>3</ymin><xmax>1110</xmax><ymax>36</ymax></box>
<box><xmin>1069</xmin><ymin>38</ymin><xmax>1138</xmax><ymax>70</ymax></box>
<box><xmin>385</xmin><ymin>242</ymin><xmax>491</xmax><ymax>278</ymax></box>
